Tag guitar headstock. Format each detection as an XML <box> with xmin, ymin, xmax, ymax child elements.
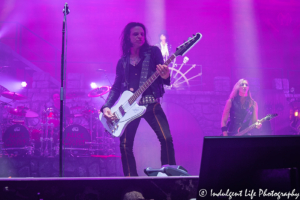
<box><xmin>265</xmin><ymin>113</ymin><xmax>278</xmax><ymax>121</ymax></box>
<box><xmin>174</xmin><ymin>33</ymin><xmax>202</xmax><ymax>57</ymax></box>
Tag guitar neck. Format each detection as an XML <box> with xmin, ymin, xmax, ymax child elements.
<box><xmin>128</xmin><ymin>54</ymin><xmax>176</xmax><ymax>105</ymax></box>
<box><xmin>236</xmin><ymin>118</ymin><xmax>267</xmax><ymax>136</ymax></box>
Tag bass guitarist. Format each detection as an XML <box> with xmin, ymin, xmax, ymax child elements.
<box><xmin>221</xmin><ymin>79</ymin><xmax>262</xmax><ymax>136</ymax></box>
<box><xmin>100</xmin><ymin>22</ymin><xmax>176</xmax><ymax>176</ymax></box>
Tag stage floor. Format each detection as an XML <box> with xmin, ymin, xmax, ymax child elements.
<box><xmin>0</xmin><ymin>175</ymin><xmax>199</xmax><ymax>180</ymax></box>
<box><xmin>0</xmin><ymin>176</ymin><xmax>199</xmax><ymax>200</ymax></box>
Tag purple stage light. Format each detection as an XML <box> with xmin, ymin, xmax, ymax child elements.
<box><xmin>90</xmin><ymin>82</ymin><xmax>97</xmax><ymax>89</ymax></box>
<box><xmin>21</xmin><ymin>82</ymin><xmax>27</xmax><ymax>87</ymax></box>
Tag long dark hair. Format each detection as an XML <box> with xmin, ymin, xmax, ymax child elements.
<box><xmin>121</xmin><ymin>22</ymin><xmax>150</xmax><ymax>56</ymax></box>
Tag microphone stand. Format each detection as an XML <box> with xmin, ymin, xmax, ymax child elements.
<box><xmin>59</xmin><ymin>2</ymin><xmax>70</xmax><ymax>177</ymax></box>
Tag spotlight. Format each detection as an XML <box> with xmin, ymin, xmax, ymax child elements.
<box><xmin>21</xmin><ymin>82</ymin><xmax>27</xmax><ymax>87</ymax></box>
<box><xmin>90</xmin><ymin>82</ymin><xmax>97</xmax><ymax>89</ymax></box>
<box><xmin>295</xmin><ymin>111</ymin><xmax>298</xmax><ymax>117</ymax></box>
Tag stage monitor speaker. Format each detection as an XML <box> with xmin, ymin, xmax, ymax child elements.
<box><xmin>197</xmin><ymin>136</ymin><xmax>300</xmax><ymax>199</ymax></box>
<box><xmin>144</xmin><ymin>165</ymin><xmax>190</xmax><ymax>176</ymax></box>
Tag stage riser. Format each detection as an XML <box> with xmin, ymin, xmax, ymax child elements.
<box><xmin>0</xmin><ymin>157</ymin><xmax>122</xmax><ymax>177</ymax></box>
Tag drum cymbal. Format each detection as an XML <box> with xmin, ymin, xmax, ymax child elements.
<box><xmin>0</xmin><ymin>85</ymin><xmax>9</xmax><ymax>96</ymax></box>
<box><xmin>1</xmin><ymin>91</ymin><xmax>27</xmax><ymax>100</ymax></box>
<box><xmin>88</xmin><ymin>86</ymin><xmax>111</xmax><ymax>97</ymax></box>
<box><xmin>66</xmin><ymin>92</ymin><xmax>85</xmax><ymax>99</ymax></box>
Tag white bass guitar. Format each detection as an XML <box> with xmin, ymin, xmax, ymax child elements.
<box><xmin>99</xmin><ymin>33</ymin><xmax>203</xmax><ymax>137</ymax></box>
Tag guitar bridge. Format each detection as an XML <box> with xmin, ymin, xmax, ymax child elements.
<box><xmin>106</xmin><ymin>119</ymin><xmax>119</xmax><ymax>133</ymax></box>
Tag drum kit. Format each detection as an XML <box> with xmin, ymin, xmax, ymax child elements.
<box><xmin>0</xmin><ymin>85</ymin><xmax>114</xmax><ymax>158</ymax></box>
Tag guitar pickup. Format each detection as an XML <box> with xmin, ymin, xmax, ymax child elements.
<box><xmin>119</xmin><ymin>106</ymin><xmax>126</xmax><ymax>116</ymax></box>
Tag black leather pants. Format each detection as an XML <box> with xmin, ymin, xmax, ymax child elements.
<box><xmin>120</xmin><ymin>103</ymin><xmax>176</xmax><ymax>176</ymax></box>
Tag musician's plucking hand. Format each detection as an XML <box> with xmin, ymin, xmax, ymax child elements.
<box><xmin>103</xmin><ymin>107</ymin><xmax>116</xmax><ymax>122</ymax></box>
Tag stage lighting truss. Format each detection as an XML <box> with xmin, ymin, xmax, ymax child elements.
<box><xmin>165</xmin><ymin>56</ymin><xmax>202</xmax><ymax>90</ymax></box>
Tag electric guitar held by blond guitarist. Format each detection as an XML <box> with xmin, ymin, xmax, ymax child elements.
<box><xmin>228</xmin><ymin>113</ymin><xmax>278</xmax><ymax>136</ymax></box>
<box><xmin>99</xmin><ymin>33</ymin><xmax>202</xmax><ymax>137</ymax></box>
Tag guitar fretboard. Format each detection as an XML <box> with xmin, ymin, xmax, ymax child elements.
<box><xmin>128</xmin><ymin>54</ymin><xmax>176</xmax><ymax>105</ymax></box>
<box><xmin>237</xmin><ymin>118</ymin><xmax>267</xmax><ymax>136</ymax></box>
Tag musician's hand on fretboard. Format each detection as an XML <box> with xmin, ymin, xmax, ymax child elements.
<box><xmin>255</xmin><ymin>120</ymin><xmax>262</xmax><ymax>129</ymax></box>
<box><xmin>156</xmin><ymin>64</ymin><xmax>170</xmax><ymax>79</ymax></box>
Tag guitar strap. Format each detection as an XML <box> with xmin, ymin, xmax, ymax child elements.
<box><xmin>139</xmin><ymin>47</ymin><xmax>151</xmax><ymax>88</ymax></box>
<box><xmin>122</xmin><ymin>56</ymin><xmax>129</xmax><ymax>90</ymax></box>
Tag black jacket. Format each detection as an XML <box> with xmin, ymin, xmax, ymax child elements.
<box><xmin>101</xmin><ymin>46</ymin><xmax>170</xmax><ymax>111</ymax></box>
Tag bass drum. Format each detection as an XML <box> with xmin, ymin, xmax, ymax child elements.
<box><xmin>2</xmin><ymin>124</ymin><xmax>32</xmax><ymax>156</ymax></box>
<box><xmin>63</xmin><ymin>124</ymin><xmax>90</xmax><ymax>156</ymax></box>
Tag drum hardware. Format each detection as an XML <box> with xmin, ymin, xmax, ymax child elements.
<box><xmin>0</xmin><ymin>90</ymin><xmax>118</xmax><ymax>157</ymax></box>
<box><xmin>43</xmin><ymin>108</ymin><xmax>60</xmax><ymax>128</ymax></box>
<box><xmin>2</xmin><ymin>146</ymin><xmax>34</xmax><ymax>157</ymax></box>
<box><xmin>69</xmin><ymin>113</ymin><xmax>84</xmax><ymax>125</ymax></box>
<box><xmin>81</xmin><ymin>107</ymin><xmax>100</xmax><ymax>143</ymax></box>
<box><xmin>84</xmin><ymin>141</ymin><xmax>106</xmax><ymax>156</ymax></box>
<box><xmin>53</xmin><ymin>143</ymin><xmax>60</xmax><ymax>157</ymax></box>
<box><xmin>27</xmin><ymin>117</ymin><xmax>40</xmax><ymax>127</ymax></box>
<box><xmin>85</xmin><ymin>141</ymin><xmax>102</xmax><ymax>145</ymax></box>
<box><xmin>0</xmin><ymin>100</ymin><xmax>11</xmax><ymax>106</ymax></box>
<box><xmin>40</xmin><ymin>122</ymin><xmax>55</xmax><ymax>157</ymax></box>
<box><xmin>63</xmin><ymin>147</ymin><xmax>91</xmax><ymax>157</ymax></box>
<box><xmin>11</xmin><ymin>119</ymin><xmax>25</xmax><ymax>125</ymax></box>
<box><xmin>96</xmin><ymin>136</ymin><xmax>116</xmax><ymax>155</ymax></box>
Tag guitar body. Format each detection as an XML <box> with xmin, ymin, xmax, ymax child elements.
<box><xmin>99</xmin><ymin>91</ymin><xmax>146</xmax><ymax>137</ymax></box>
<box><xmin>227</xmin><ymin>125</ymin><xmax>248</xmax><ymax>136</ymax></box>
<box><xmin>226</xmin><ymin>113</ymin><xmax>278</xmax><ymax>136</ymax></box>
<box><xmin>227</xmin><ymin>128</ymin><xmax>249</xmax><ymax>136</ymax></box>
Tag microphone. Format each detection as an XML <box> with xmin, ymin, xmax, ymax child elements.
<box><xmin>62</xmin><ymin>3</ymin><xmax>70</xmax><ymax>15</ymax></box>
